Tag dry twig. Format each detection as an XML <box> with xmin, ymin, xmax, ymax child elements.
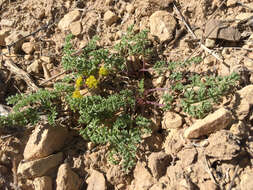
<box><xmin>228</xmin><ymin>165</ymin><xmax>240</xmax><ymax>190</ymax></box>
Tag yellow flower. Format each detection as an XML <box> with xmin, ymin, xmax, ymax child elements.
<box><xmin>75</xmin><ymin>76</ymin><xmax>83</xmax><ymax>88</ymax></box>
<box><xmin>99</xmin><ymin>66</ymin><xmax>108</xmax><ymax>77</ymax></box>
<box><xmin>85</xmin><ymin>75</ymin><xmax>99</xmax><ymax>89</ymax></box>
<box><xmin>72</xmin><ymin>90</ymin><xmax>82</xmax><ymax>98</ymax></box>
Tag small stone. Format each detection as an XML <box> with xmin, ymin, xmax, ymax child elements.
<box><xmin>70</xmin><ymin>21</ymin><xmax>82</xmax><ymax>36</ymax></box>
<box><xmin>205</xmin><ymin>38</ymin><xmax>215</xmax><ymax>48</ymax></box>
<box><xmin>148</xmin><ymin>152</ymin><xmax>171</xmax><ymax>179</ymax></box>
<box><xmin>58</xmin><ymin>10</ymin><xmax>81</xmax><ymax>31</ymax></box>
<box><xmin>22</xmin><ymin>42</ymin><xmax>35</xmax><ymax>54</ymax></box>
<box><xmin>162</xmin><ymin>111</ymin><xmax>183</xmax><ymax>129</ymax></box>
<box><xmin>27</xmin><ymin>60</ymin><xmax>41</xmax><ymax>74</ymax></box>
<box><xmin>244</xmin><ymin>60</ymin><xmax>253</xmax><ymax>71</ymax></box>
<box><xmin>126</xmin><ymin>4</ymin><xmax>135</xmax><ymax>14</ymax></box>
<box><xmin>230</xmin><ymin>121</ymin><xmax>248</xmax><ymax>138</ymax></box>
<box><xmin>240</xmin><ymin>171</ymin><xmax>253</xmax><ymax>190</ymax></box>
<box><xmin>184</xmin><ymin>107</ymin><xmax>232</xmax><ymax>139</ymax></box>
<box><xmin>149</xmin><ymin>11</ymin><xmax>176</xmax><ymax>42</ymax></box>
<box><xmin>87</xmin><ymin>142</ymin><xmax>95</xmax><ymax>150</ymax></box>
<box><xmin>0</xmin><ymin>29</ymin><xmax>10</xmax><ymax>46</ymax></box>
<box><xmin>33</xmin><ymin>176</ymin><xmax>53</xmax><ymax>190</ymax></box>
<box><xmin>87</xmin><ymin>169</ymin><xmax>106</xmax><ymax>190</ymax></box>
<box><xmin>238</xmin><ymin>85</ymin><xmax>253</xmax><ymax>105</ymax></box>
<box><xmin>104</xmin><ymin>10</ymin><xmax>119</xmax><ymax>26</ymax></box>
<box><xmin>227</xmin><ymin>0</ymin><xmax>237</xmax><ymax>7</ymax></box>
<box><xmin>0</xmin><ymin>19</ymin><xmax>15</xmax><ymax>27</ymax></box>
<box><xmin>40</xmin><ymin>56</ymin><xmax>52</xmax><ymax>63</ymax></box>
<box><xmin>178</xmin><ymin>148</ymin><xmax>197</xmax><ymax>167</ymax></box>
<box><xmin>218</xmin><ymin>63</ymin><xmax>230</xmax><ymax>77</ymax></box>
<box><xmin>17</xmin><ymin>152</ymin><xmax>63</xmax><ymax>178</ymax></box>
<box><xmin>5</xmin><ymin>31</ymin><xmax>27</xmax><ymax>53</ymax></box>
<box><xmin>56</xmin><ymin>163</ymin><xmax>81</xmax><ymax>190</ymax></box>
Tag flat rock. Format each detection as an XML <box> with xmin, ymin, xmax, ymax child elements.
<box><xmin>148</xmin><ymin>152</ymin><xmax>171</xmax><ymax>179</ymax></box>
<box><xmin>177</xmin><ymin>148</ymin><xmax>197</xmax><ymax>167</ymax></box>
<box><xmin>33</xmin><ymin>176</ymin><xmax>53</xmax><ymax>190</ymax></box>
<box><xmin>27</xmin><ymin>60</ymin><xmax>41</xmax><ymax>74</ymax></box>
<box><xmin>204</xmin><ymin>19</ymin><xmax>241</xmax><ymax>41</ymax></box>
<box><xmin>56</xmin><ymin>163</ymin><xmax>81</xmax><ymax>190</ymax></box>
<box><xmin>87</xmin><ymin>169</ymin><xmax>106</xmax><ymax>190</ymax></box>
<box><xmin>237</xmin><ymin>85</ymin><xmax>253</xmax><ymax>105</ymax></box>
<box><xmin>236</xmin><ymin>13</ymin><xmax>253</xmax><ymax>21</ymax></box>
<box><xmin>162</xmin><ymin>111</ymin><xmax>183</xmax><ymax>129</ymax></box>
<box><xmin>58</xmin><ymin>10</ymin><xmax>81</xmax><ymax>31</ymax></box>
<box><xmin>23</xmin><ymin>124</ymin><xmax>68</xmax><ymax>161</ymax></box>
<box><xmin>205</xmin><ymin>130</ymin><xmax>241</xmax><ymax>160</ymax></box>
<box><xmin>184</xmin><ymin>107</ymin><xmax>232</xmax><ymax>139</ymax></box>
<box><xmin>17</xmin><ymin>152</ymin><xmax>63</xmax><ymax>178</ymax></box>
<box><xmin>149</xmin><ymin>10</ymin><xmax>176</xmax><ymax>42</ymax></box>
<box><xmin>104</xmin><ymin>10</ymin><xmax>119</xmax><ymax>26</ymax></box>
<box><xmin>5</xmin><ymin>31</ymin><xmax>28</xmax><ymax>53</ymax></box>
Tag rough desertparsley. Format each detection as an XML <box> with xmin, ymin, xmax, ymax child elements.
<box><xmin>72</xmin><ymin>90</ymin><xmax>82</xmax><ymax>98</ymax></box>
<box><xmin>85</xmin><ymin>75</ymin><xmax>99</xmax><ymax>89</ymax></box>
<box><xmin>99</xmin><ymin>66</ymin><xmax>108</xmax><ymax>77</ymax></box>
<box><xmin>75</xmin><ymin>76</ymin><xmax>83</xmax><ymax>89</ymax></box>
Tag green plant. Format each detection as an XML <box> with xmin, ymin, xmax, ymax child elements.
<box><xmin>0</xmin><ymin>27</ymin><xmax>152</xmax><ymax>173</ymax></box>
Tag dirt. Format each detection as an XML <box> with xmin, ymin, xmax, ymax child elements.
<box><xmin>0</xmin><ymin>0</ymin><xmax>253</xmax><ymax>189</ymax></box>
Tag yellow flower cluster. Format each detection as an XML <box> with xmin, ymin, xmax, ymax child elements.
<box><xmin>75</xmin><ymin>76</ymin><xmax>83</xmax><ymax>88</ymax></box>
<box><xmin>85</xmin><ymin>75</ymin><xmax>99</xmax><ymax>89</ymax></box>
<box><xmin>72</xmin><ymin>76</ymin><xmax>83</xmax><ymax>98</ymax></box>
<box><xmin>99</xmin><ymin>66</ymin><xmax>108</xmax><ymax>77</ymax></box>
<box><xmin>72</xmin><ymin>89</ymin><xmax>82</xmax><ymax>98</ymax></box>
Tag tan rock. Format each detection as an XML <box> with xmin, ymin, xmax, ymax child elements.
<box><xmin>240</xmin><ymin>171</ymin><xmax>253</xmax><ymax>190</ymax></box>
<box><xmin>236</xmin><ymin>13</ymin><xmax>253</xmax><ymax>21</ymax></box>
<box><xmin>23</xmin><ymin>124</ymin><xmax>68</xmax><ymax>161</ymax></box>
<box><xmin>126</xmin><ymin>4</ymin><xmax>135</xmax><ymax>14</ymax></box>
<box><xmin>40</xmin><ymin>56</ymin><xmax>52</xmax><ymax>63</ymax></box>
<box><xmin>58</xmin><ymin>10</ymin><xmax>81</xmax><ymax>31</ymax></box>
<box><xmin>205</xmin><ymin>130</ymin><xmax>240</xmax><ymax>160</ymax></box>
<box><xmin>235</xmin><ymin>99</ymin><xmax>250</xmax><ymax>120</ymax></box>
<box><xmin>27</xmin><ymin>60</ymin><xmax>41</xmax><ymax>74</ymax></box>
<box><xmin>33</xmin><ymin>176</ymin><xmax>53</xmax><ymax>190</ymax></box>
<box><xmin>104</xmin><ymin>10</ymin><xmax>119</xmax><ymax>26</ymax></box>
<box><xmin>177</xmin><ymin>148</ymin><xmax>197</xmax><ymax>167</ymax></box>
<box><xmin>238</xmin><ymin>85</ymin><xmax>253</xmax><ymax>105</ymax></box>
<box><xmin>0</xmin><ymin>19</ymin><xmax>14</xmax><ymax>27</ymax></box>
<box><xmin>5</xmin><ymin>31</ymin><xmax>27</xmax><ymax>53</ymax></box>
<box><xmin>22</xmin><ymin>42</ymin><xmax>35</xmax><ymax>54</ymax></box>
<box><xmin>0</xmin><ymin>29</ymin><xmax>10</xmax><ymax>46</ymax></box>
<box><xmin>148</xmin><ymin>152</ymin><xmax>171</xmax><ymax>179</ymax></box>
<box><xmin>205</xmin><ymin>38</ymin><xmax>215</xmax><ymax>48</ymax></box>
<box><xmin>204</xmin><ymin>19</ymin><xmax>241</xmax><ymax>41</ymax></box>
<box><xmin>87</xmin><ymin>169</ymin><xmax>106</xmax><ymax>190</ymax></box>
<box><xmin>56</xmin><ymin>163</ymin><xmax>81</xmax><ymax>190</ymax></box>
<box><xmin>130</xmin><ymin>162</ymin><xmax>154</xmax><ymax>190</ymax></box>
<box><xmin>149</xmin><ymin>11</ymin><xmax>176</xmax><ymax>42</ymax></box>
<box><xmin>150</xmin><ymin>0</ymin><xmax>174</xmax><ymax>8</ymax></box>
<box><xmin>17</xmin><ymin>152</ymin><xmax>63</xmax><ymax>178</ymax></box>
<box><xmin>227</xmin><ymin>0</ymin><xmax>237</xmax><ymax>6</ymax></box>
<box><xmin>184</xmin><ymin>107</ymin><xmax>232</xmax><ymax>139</ymax></box>
<box><xmin>162</xmin><ymin>111</ymin><xmax>183</xmax><ymax>129</ymax></box>
<box><xmin>70</xmin><ymin>21</ymin><xmax>82</xmax><ymax>36</ymax></box>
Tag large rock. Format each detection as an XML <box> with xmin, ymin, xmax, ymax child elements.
<box><xmin>149</xmin><ymin>11</ymin><xmax>176</xmax><ymax>42</ymax></box>
<box><xmin>33</xmin><ymin>176</ymin><xmax>53</xmax><ymax>190</ymax></box>
<box><xmin>56</xmin><ymin>163</ymin><xmax>81</xmax><ymax>190</ymax></box>
<box><xmin>129</xmin><ymin>161</ymin><xmax>155</xmax><ymax>190</ymax></box>
<box><xmin>148</xmin><ymin>152</ymin><xmax>171</xmax><ymax>179</ymax></box>
<box><xmin>204</xmin><ymin>19</ymin><xmax>241</xmax><ymax>41</ymax></box>
<box><xmin>23</xmin><ymin>124</ymin><xmax>68</xmax><ymax>161</ymax></box>
<box><xmin>87</xmin><ymin>169</ymin><xmax>106</xmax><ymax>190</ymax></box>
<box><xmin>58</xmin><ymin>10</ymin><xmax>81</xmax><ymax>31</ymax></box>
<box><xmin>17</xmin><ymin>152</ymin><xmax>63</xmax><ymax>178</ymax></box>
<box><xmin>184</xmin><ymin>107</ymin><xmax>232</xmax><ymax>139</ymax></box>
<box><xmin>205</xmin><ymin>130</ymin><xmax>241</xmax><ymax>160</ymax></box>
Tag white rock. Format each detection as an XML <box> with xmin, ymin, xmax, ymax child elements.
<box><xmin>184</xmin><ymin>107</ymin><xmax>232</xmax><ymax>139</ymax></box>
<box><xmin>149</xmin><ymin>11</ymin><xmax>176</xmax><ymax>42</ymax></box>
<box><xmin>22</xmin><ymin>42</ymin><xmax>35</xmax><ymax>54</ymax></box>
<box><xmin>58</xmin><ymin>10</ymin><xmax>81</xmax><ymax>31</ymax></box>
<box><xmin>227</xmin><ymin>0</ymin><xmax>237</xmax><ymax>6</ymax></box>
<box><xmin>104</xmin><ymin>10</ymin><xmax>119</xmax><ymax>26</ymax></box>
<box><xmin>23</xmin><ymin>124</ymin><xmax>68</xmax><ymax>161</ymax></box>
<box><xmin>162</xmin><ymin>112</ymin><xmax>183</xmax><ymax>129</ymax></box>
<box><xmin>17</xmin><ymin>152</ymin><xmax>63</xmax><ymax>178</ymax></box>
<box><xmin>33</xmin><ymin>176</ymin><xmax>53</xmax><ymax>190</ymax></box>
<box><xmin>236</xmin><ymin>13</ymin><xmax>253</xmax><ymax>21</ymax></box>
<box><xmin>0</xmin><ymin>19</ymin><xmax>15</xmax><ymax>27</ymax></box>
<box><xmin>87</xmin><ymin>169</ymin><xmax>106</xmax><ymax>190</ymax></box>
<box><xmin>56</xmin><ymin>163</ymin><xmax>81</xmax><ymax>190</ymax></box>
<box><xmin>205</xmin><ymin>38</ymin><xmax>215</xmax><ymax>48</ymax></box>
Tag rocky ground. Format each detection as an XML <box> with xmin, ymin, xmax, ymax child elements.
<box><xmin>0</xmin><ymin>0</ymin><xmax>253</xmax><ymax>189</ymax></box>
